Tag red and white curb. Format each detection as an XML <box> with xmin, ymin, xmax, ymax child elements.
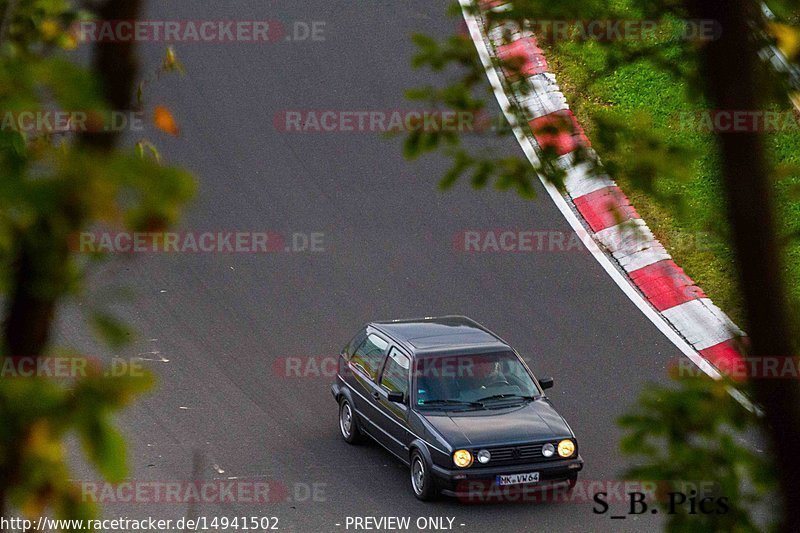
<box><xmin>465</xmin><ymin>0</ymin><xmax>748</xmax><ymax>385</ymax></box>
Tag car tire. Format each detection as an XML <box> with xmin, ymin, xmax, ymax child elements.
<box><xmin>410</xmin><ymin>450</ymin><xmax>438</xmax><ymax>501</ymax></box>
<box><xmin>338</xmin><ymin>397</ymin><xmax>362</xmax><ymax>444</ymax></box>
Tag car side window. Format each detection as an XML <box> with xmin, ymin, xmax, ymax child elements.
<box><xmin>342</xmin><ymin>329</ymin><xmax>366</xmax><ymax>361</ymax></box>
<box><xmin>350</xmin><ymin>334</ymin><xmax>389</xmax><ymax>380</ymax></box>
<box><xmin>380</xmin><ymin>348</ymin><xmax>410</xmax><ymax>397</ymax></box>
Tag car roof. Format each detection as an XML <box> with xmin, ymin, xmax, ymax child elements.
<box><xmin>370</xmin><ymin>316</ymin><xmax>511</xmax><ymax>356</ymax></box>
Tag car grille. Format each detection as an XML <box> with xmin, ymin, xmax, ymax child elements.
<box><xmin>472</xmin><ymin>442</ymin><xmax>561</xmax><ymax>467</ymax></box>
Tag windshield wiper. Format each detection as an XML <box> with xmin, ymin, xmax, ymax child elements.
<box><xmin>474</xmin><ymin>393</ymin><xmax>537</xmax><ymax>404</ymax></box>
<box><xmin>420</xmin><ymin>399</ymin><xmax>484</xmax><ymax>409</ymax></box>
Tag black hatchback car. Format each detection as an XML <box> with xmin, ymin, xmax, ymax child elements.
<box><xmin>330</xmin><ymin>316</ymin><xmax>583</xmax><ymax>500</ymax></box>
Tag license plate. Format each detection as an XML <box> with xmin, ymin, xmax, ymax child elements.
<box><xmin>496</xmin><ymin>471</ymin><xmax>540</xmax><ymax>486</ymax></box>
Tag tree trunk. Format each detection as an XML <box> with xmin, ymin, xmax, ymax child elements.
<box><xmin>2</xmin><ymin>0</ymin><xmax>143</xmax><ymax>356</ymax></box>
<box><xmin>80</xmin><ymin>0</ymin><xmax>142</xmax><ymax>152</ymax></box>
<box><xmin>2</xmin><ymin>221</ymin><xmax>67</xmax><ymax>357</ymax></box>
<box><xmin>687</xmin><ymin>0</ymin><xmax>800</xmax><ymax>530</ymax></box>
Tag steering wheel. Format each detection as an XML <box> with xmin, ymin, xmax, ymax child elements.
<box><xmin>486</xmin><ymin>380</ymin><xmax>510</xmax><ymax>388</ymax></box>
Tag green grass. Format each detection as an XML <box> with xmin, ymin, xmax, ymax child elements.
<box><xmin>536</xmin><ymin>6</ymin><xmax>800</xmax><ymax>329</ymax></box>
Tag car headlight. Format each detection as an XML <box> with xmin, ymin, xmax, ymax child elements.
<box><xmin>558</xmin><ymin>439</ymin><xmax>576</xmax><ymax>458</ymax></box>
<box><xmin>453</xmin><ymin>449</ymin><xmax>474</xmax><ymax>468</ymax></box>
<box><xmin>477</xmin><ymin>449</ymin><xmax>491</xmax><ymax>464</ymax></box>
<box><xmin>542</xmin><ymin>443</ymin><xmax>555</xmax><ymax>458</ymax></box>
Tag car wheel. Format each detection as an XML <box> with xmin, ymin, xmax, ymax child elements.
<box><xmin>410</xmin><ymin>451</ymin><xmax>438</xmax><ymax>501</ymax></box>
<box><xmin>338</xmin><ymin>397</ymin><xmax>362</xmax><ymax>444</ymax></box>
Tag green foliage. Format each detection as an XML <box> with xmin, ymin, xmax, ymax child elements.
<box><xmin>0</xmin><ymin>0</ymin><xmax>195</xmax><ymax>527</ymax></box>
<box><xmin>541</xmin><ymin>0</ymin><xmax>800</xmax><ymax>325</ymax></box>
<box><xmin>619</xmin><ymin>375</ymin><xmax>776</xmax><ymax>532</ymax></box>
<box><xmin>0</xmin><ymin>369</ymin><xmax>154</xmax><ymax>525</ymax></box>
<box><xmin>404</xmin><ymin>0</ymin><xmax>710</xmax><ymax>200</ymax></box>
<box><xmin>404</xmin><ymin>29</ymin><xmax>542</xmax><ymax>196</ymax></box>
<box><xmin>404</xmin><ymin>27</ymin><xmax>565</xmax><ymax>198</ymax></box>
<box><xmin>88</xmin><ymin>312</ymin><xmax>132</xmax><ymax>351</ymax></box>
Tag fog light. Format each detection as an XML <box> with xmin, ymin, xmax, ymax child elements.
<box><xmin>542</xmin><ymin>443</ymin><xmax>555</xmax><ymax>458</ymax></box>
<box><xmin>558</xmin><ymin>439</ymin><xmax>575</xmax><ymax>458</ymax></box>
<box><xmin>453</xmin><ymin>449</ymin><xmax>473</xmax><ymax>468</ymax></box>
<box><xmin>477</xmin><ymin>449</ymin><xmax>491</xmax><ymax>464</ymax></box>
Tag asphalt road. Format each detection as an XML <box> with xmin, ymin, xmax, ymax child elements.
<box><xmin>58</xmin><ymin>1</ymin><xmax>680</xmax><ymax>531</ymax></box>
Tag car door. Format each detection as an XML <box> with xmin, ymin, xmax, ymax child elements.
<box><xmin>345</xmin><ymin>330</ymin><xmax>390</xmax><ymax>444</ymax></box>
<box><xmin>374</xmin><ymin>346</ymin><xmax>413</xmax><ymax>459</ymax></box>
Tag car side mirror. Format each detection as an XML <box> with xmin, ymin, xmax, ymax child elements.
<box><xmin>539</xmin><ymin>377</ymin><xmax>554</xmax><ymax>390</ymax></box>
<box><xmin>387</xmin><ymin>391</ymin><xmax>405</xmax><ymax>403</ymax></box>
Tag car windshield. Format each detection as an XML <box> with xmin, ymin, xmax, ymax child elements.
<box><xmin>413</xmin><ymin>351</ymin><xmax>539</xmax><ymax>409</ymax></box>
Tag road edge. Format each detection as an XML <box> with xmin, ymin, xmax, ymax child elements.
<box><xmin>460</xmin><ymin>0</ymin><xmax>752</xmax><ymax>407</ymax></box>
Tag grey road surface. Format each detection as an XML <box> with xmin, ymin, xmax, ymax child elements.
<box><xmin>58</xmin><ymin>1</ymin><xmax>680</xmax><ymax>532</ymax></box>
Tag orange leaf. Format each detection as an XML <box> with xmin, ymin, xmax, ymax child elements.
<box><xmin>154</xmin><ymin>105</ymin><xmax>180</xmax><ymax>137</ymax></box>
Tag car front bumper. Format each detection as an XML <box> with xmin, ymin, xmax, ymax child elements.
<box><xmin>431</xmin><ymin>456</ymin><xmax>584</xmax><ymax>498</ymax></box>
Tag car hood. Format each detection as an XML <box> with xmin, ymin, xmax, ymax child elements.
<box><xmin>421</xmin><ymin>399</ymin><xmax>573</xmax><ymax>447</ymax></box>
